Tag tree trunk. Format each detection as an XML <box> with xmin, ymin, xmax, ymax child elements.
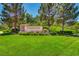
<box><xmin>48</xmin><ymin>17</ymin><xmax>51</xmax><ymax>32</ymax></box>
<box><xmin>12</xmin><ymin>18</ymin><xmax>17</xmax><ymax>33</ymax></box>
<box><xmin>61</xmin><ymin>18</ymin><xmax>64</xmax><ymax>34</ymax></box>
<box><xmin>12</xmin><ymin>11</ymin><xmax>18</xmax><ymax>33</ymax></box>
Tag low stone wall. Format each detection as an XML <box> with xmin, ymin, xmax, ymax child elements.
<box><xmin>20</xmin><ymin>24</ymin><xmax>43</xmax><ymax>32</ymax></box>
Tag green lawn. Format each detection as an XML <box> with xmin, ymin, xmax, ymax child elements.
<box><xmin>0</xmin><ymin>35</ymin><xmax>79</xmax><ymax>56</ymax></box>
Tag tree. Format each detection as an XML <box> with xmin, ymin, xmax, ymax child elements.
<box><xmin>39</xmin><ymin>3</ymin><xmax>57</xmax><ymax>31</ymax></box>
<box><xmin>19</xmin><ymin>6</ymin><xmax>26</xmax><ymax>25</ymax></box>
<box><xmin>33</xmin><ymin>15</ymin><xmax>41</xmax><ymax>25</ymax></box>
<box><xmin>74</xmin><ymin>22</ymin><xmax>79</xmax><ymax>33</ymax></box>
<box><xmin>55</xmin><ymin>3</ymin><xmax>79</xmax><ymax>32</ymax></box>
<box><xmin>1</xmin><ymin>3</ymin><xmax>24</xmax><ymax>32</ymax></box>
<box><xmin>25</xmin><ymin>13</ymin><xmax>33</xmax><ymax>24</ymax></box>
<box><xmin>38</xmin><ymin>4</ymin><xmax>47</xmax><ymax>25</ymax></box>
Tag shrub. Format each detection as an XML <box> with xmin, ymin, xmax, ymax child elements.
<box><xmin>19</xmin><ymin>32</ymin><xmax>29</xmax><ymax>35</ymax></box>
<box><xmin>0</xmin><ymin>24</ymin><xmax>9</xmax><ymax>31</ymax></box>
<box><xmin>43</xmin><ymin>26</ymin><xmax>49</xmax><ymax>30</ymax></box>
<box><xmin>0</xmin><ymin>31</ymin><xmax>4</xmax><ymax>35</ymax></box>
<box><xmin>57</xmin><ymin>31</ymin><xmax>73</xmax><ymax>35</ymax></box>
<box><xmin>0</xmin><ymin>29</ymin><xmax>12</xmax><ymax>35</ymax></box>
<box><xmin>50</xmin><ymin>25</ymin><xmax>61</xmax><ymax>33</ymax></box>
<box><xmin>19</xmin><ymin>31</ymin><xmax>49</xmax><ymax>35</ymax></box>
<box><xmin>50</xmin><ymin>32</ymin><xmax>56</xmax><ymax>35</ymax></box>
<box><xmin>43</xmin><ymin>29</ymin><xmax>49</xmax><ymax>33</ymax></box>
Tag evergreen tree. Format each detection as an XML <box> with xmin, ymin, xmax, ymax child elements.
<box><xmin>1</xmin><ymin>3</ymin><xmax>25</xmax><ymax>32</ymax></box>
<box><xmin>56</xmin><ymin>3</ymin><xmax>79</xmax><ymax>32</ymax></box>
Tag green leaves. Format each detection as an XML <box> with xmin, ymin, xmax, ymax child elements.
<box><xmin>1</xmin><ymin>3</ymin><xmax>24</xmax><ymax>29</ymax></box>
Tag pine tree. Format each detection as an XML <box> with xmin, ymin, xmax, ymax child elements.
<box><xmin>1</xmin><ymin>3</ymin><xmax>25</xmax><ymax>32</ymax></box>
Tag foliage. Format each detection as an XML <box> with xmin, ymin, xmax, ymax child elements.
<box><xmin>19</xmin><ymin>31</ymin><xmax>49</xmax><ymax>35</ymax></box>
<box><xmin>55</xmin><ymin>3</ymin><xmax>79</xmax><ymax>31</ymax></box>
<box><xmin>73</xmin><ymin>22</ymin><xmax>79</xmax><ymax>33</ymax></box>
<box><xmin>0</xmin><ymin>29</ymin><xmax>12</xmax><ymax>35</ymax></box>
<box><xmin>24</xmin><ymin>13</ymin><xmax>33</xmax><ymax>24</ymax></box>
<box><xmin>0</xmin><ymin>3</ymin><xmax>79</xmax><ymax>35</ymax></box>
<box><xmin>38</xmin><ymin>3</ymin><xmax>56</xmax><ymax>27</ymax></box>
<box><xmin>50</xmin><ymin>25</ymin><xmax>61</xmax><ymax>32</ymax></box>
<box><xmin>39</xmin><ymin>3</ymin><xmax>79</xmax><ymax>33</ymax></box>
<box><xmin>0</xmin><ymin>24</ymin><xmax>9</xmax><ymax>31</ymax></box>
<box><xmin>49</xmin><ymin>25</ymin><xmax>77</xmax><ymax>35</ymax></box>
<box><xmin>1</xmin><ymin>3</ymin><xmax>25</xmax><ymax>32</ymax></box>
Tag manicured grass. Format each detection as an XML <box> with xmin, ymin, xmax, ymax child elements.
<box><xmin>0</xmin><ymin>35</ymin><xmax>79</xmax><ymax>56</ymax></box>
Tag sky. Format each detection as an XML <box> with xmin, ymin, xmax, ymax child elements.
<box><xmin>0</xmin><ymin>3</ymin><xmax>41</xmax><ymax>17</ymax></box>
<box><xmin>0</xmin><ymin>3</ymin><xmax>79</xmax><ymax>20</ymax></box>
<box><xmin>23</xmin><ymin>3</ymin><xmax>40</xmax><ymax>17</ymax></box>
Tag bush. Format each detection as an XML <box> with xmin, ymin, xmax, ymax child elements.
<box><xmin>50</xmin><ymin>25</ymin><xmax>61</xmax><ymax>33</ymax></box>
<box><xmin>43</xmin><ymin>26</ymin><xmax>49</xmax><ymax>30</ymax></box>
<box><xmin>19</xmin><ymin>31</ymin><xmax>49</xmax><ymax>35</ymax></box>
<box><xmin>57</xmin><ymin>31</ymin><xmax>73</xmax><ymax>35</ymax></box>
<box><xmin>19</xmin><ymin>32</ymin><xmax>29</xmax><ymax>35</ymax></box>
<box><xmin>50</xmin><ymin>32</ymin><xmax>56</xmax><ymax>35</ymax></box>
<box><xmin>0</xmin><ymin>29</ymin><xmax>12</xmax><ymax>35</ymax></box>
<box><xmin>0</xmin><ymin>24</ymin><xmax>9</xmax><ymax>31</ymax></box>
<box><xmin>0</xmin><ymin>31</ymin><xmax>4</xmax><ymax>35</ymax></box>
<box><xmin>19</xmin><ymin>32</ymin><xmax>36</xmax><ymax>35</ymax></box>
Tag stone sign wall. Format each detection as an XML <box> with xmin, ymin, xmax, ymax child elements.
<box><xmin>20</xmin><ymin>24</ymin><xmax>43</xmax><ymax>32</ymax></box>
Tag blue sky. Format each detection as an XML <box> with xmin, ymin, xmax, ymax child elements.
<box><xmin>0</xmin><ymin>3</ymin><xmax>79</xmax><ymax>20</ymax></box>
<box><xmin>0</xmin><ymin>3</ymin><xmax>40</xmax><ymax>17</ymax></box>
<box><xmin>23</xmin><ymin>3</ymin><xmax>40</xmax><ymax>17</ymax></box>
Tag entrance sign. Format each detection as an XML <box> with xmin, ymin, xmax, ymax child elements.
<box><xmin>20</xmin><ymin>24</ymin><xmax>43</xmax><ymax>32</ymax></box>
